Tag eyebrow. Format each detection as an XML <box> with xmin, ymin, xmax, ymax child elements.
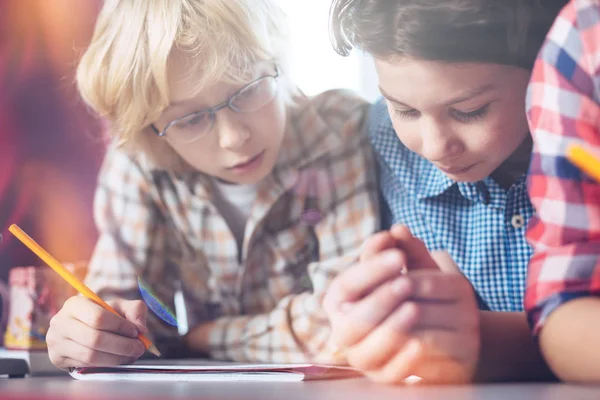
<box><xmin>379</xmin><ymin>83</ymin><xmax>497</xmax><ymax>109</ymax></box>
<box><xmin>164</xmin><ymin>66</ymin><xmax>275</xmax><ymax>114</ymax></box>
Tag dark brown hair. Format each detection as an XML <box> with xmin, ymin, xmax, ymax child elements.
<box><xmin>330</xmin><ymin>0</ymin><xmax>568</xmax><ymax>70</ymax></box>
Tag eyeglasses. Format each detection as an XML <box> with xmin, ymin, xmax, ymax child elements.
<box><xmin>151</xmin><ymin>67</ymin><xmax>280</xmax><ymax>144</ymax></box>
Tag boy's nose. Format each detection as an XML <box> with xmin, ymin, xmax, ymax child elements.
<box><xmin>216</xmin><ymin>113</ymin><xmax>250</xmax><ymax>150</ymax></box>
<box><xmin>420</xmin><ymin>120</ymin><xmax>464</xmax><ymax>162</ymax></box>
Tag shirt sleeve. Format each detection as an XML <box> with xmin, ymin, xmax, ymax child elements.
<box><xmin>85</xmin><ymin>145</ymin><xmax>176</xmax><ymax>340</ymax></box>
<box><xmin>204</xmin><ymin>92</ymin><xmax>380</xmax><ymax>363</ymax></box>
<box><xmin>525</xmin><ymin>0</ymin><xmax>600</xmax><ymax>335</ymax></box>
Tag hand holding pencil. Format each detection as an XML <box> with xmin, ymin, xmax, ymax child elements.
<box><xmin>8</xmin><ymin>224</ymin><xmax>160</xmax><ymax>370</ymax></box>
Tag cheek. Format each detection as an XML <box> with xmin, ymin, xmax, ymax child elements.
<box><xmin>463</xmin><ymin>115</ymin><xmax>527</xmax><ymax>159</ymax></box>
<box><xmin>390</xmin><ymin>119</ymin><xmax>422</xmax><ymax>152</ymax></box>
<box><xmin>486</xmin><ymin>103</ymin><xmax>529</xmax><ymax>147</ymax></box>
<box><xmin>251</xmin><ymin>100</ymin><xmax>287</xmax><ymax>140</ymax></box>
<box><xmin>168</xmin><ymin>140</ymin><xmax>217</xmax><ymax>172</ymax></box>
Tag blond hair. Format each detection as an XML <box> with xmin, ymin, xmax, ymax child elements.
<box><xmin>77</xmin><ymin>0</ymin><xmax>293</xmax><ymax>170</ymax></box>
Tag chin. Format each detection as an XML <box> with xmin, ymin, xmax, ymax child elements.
<box><xmin>445</xmin><ymin>169</ymin><xmax>491</xmax><ymax>183</ymax></box>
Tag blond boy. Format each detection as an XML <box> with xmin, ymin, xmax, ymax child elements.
<box><xmin>45</xmin><ymin>0</ymin><xmax>378</xmax><ymax>369</ymax></box>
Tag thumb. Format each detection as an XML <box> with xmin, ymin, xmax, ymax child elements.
<box><xmin>390</xmin><ymin>224</ymin><xmax>439</xmax><ymax>270</ymax></box>
<box><xmin>108</xmin><ymin>299</ymin><xmax>148</xmax><ymax>334</ymax></box>
<box><xmin>360</xmin><ymin>231</ymin><xmax>398</xmax><ymax>262</ymax></box>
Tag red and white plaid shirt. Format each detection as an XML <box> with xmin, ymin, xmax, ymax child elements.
<box><xmin>526</xmin><ymin>0</ymin><xmax>600</xmax><ymax>334</ymax></box>
<box><xmin>85</xmin><ymin>90</ymin><xmax>379</xmax><ymax>362</ymax></box>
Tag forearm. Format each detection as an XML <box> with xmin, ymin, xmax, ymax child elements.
<box><xmin>183</xmin><ymin>293</ymin><xmax>331</xmax><ymax>363</ymax></box>
<box><xmin>475</xmin><ymin>311</ymin><xmax>554</xmax><ymax>382</ymax></box>
<box><xmin>182</xmin><ymin>321</ymin><xmax>216</xmax><ymax>354</ymax></box>
<box><xmin>539</xmin><ymin>297</ymin><xmax>600</xmax><ymax>383</ymax></box>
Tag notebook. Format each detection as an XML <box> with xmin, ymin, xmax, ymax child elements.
<box><xmin>69</xmin><ymin>363</ymin><xmax>360</xmax><ymax>382</ymax></box>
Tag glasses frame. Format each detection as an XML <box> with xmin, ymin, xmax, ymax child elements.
<box><xmin>150</xmin><ymin>66</ymin><xmax>280</xmax><ymax>142</ymax></box>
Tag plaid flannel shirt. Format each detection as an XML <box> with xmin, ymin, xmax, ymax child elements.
<box><xmin>526</xmin><ymin>0</ymin><xmax>600</xmax><ymax>334</ymax></box>
<box><xmin>85</xmin><ymin>89</ymin><xmax>379</xmax><ymax>362</ymax></box>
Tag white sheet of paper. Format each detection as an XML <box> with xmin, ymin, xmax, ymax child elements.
<box><xmin>69</xmin><ymin>363</ymin><xmax>359</xmax><ymax>382</ymax></box>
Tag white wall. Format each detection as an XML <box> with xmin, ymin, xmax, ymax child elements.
<box><xmin>276</xmin><ymin>0</ymin><xmax>380</xmax><ymax>102</ymax></box>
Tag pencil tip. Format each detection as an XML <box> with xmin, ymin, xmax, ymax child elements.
<box><xmin>147</xmin><ymin>344</ymin><xmax>162</xmax><ymax>357</ymax></box>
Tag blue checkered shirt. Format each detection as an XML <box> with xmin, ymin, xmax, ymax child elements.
<box><xmin>369</xmin><ymin>100</ymin><xmax>533</xmax><ymax>312</ymax></box>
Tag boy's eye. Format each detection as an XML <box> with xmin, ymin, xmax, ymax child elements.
<box><xmin>451</xmin><ymin>104</ymin><xmax>490</xmax><ymax>123</ymax></box>
<box><xmin>239</xmin><ymin>85</ymin><xmax>259</xmax><ymax>98</ymax></box>
<box><xmin>393</xmin><ymin>108</ymin><xmax>421</xmax><ymax>121</ymax></box>
<box><xmin>183</xmin><ymin>113</ymin><xmax>209</xmax><ymax>127</ymax></box>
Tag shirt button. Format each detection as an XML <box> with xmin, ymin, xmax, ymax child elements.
<box><xmin>511</xmin><ymin>214</ymin><xmax>525</xmax><ymax>229</ymax></box>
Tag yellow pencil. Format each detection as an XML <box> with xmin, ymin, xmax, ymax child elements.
<box><xmin>567</xmin><ymin>145</ymin><xmax>600</xmax><ymax>183</ymax></box>
<box><xmin>8</xmin><ymin>224</ymin><xmax>161</xmax><ymax>357</ymax></box>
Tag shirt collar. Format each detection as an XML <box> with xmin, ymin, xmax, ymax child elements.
<box><xmin>416</xmin><ymin>161</ymin><xmax>455</xmax><ymax>200</ymax></box>
<box><xmin>417</xmin><ymin>160</ymin><xmax>527</xmax><ymax>209</ymax></box>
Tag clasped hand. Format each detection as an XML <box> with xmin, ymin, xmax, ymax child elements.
<box><xmin>323</xmin><ymin>225</ymin><xmax>480</xmax><ymax>384</ymax></box>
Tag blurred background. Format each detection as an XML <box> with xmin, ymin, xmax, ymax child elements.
<box><xmin>0</xmin><ymin>0</ymin><xmax>378</xmax><ymax>283</ymax></box>
<box><xmin>0</xmin><ymin>0</ymin><xmax>105</xmax><ymax>283</ymax></box>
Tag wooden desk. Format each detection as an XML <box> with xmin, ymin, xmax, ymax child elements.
<box><xmin>2</xmin><ymin>375</ymin><xmax>600</xmax><ymax>400</ymax></box>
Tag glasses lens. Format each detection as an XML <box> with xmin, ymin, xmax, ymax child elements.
<box><xmin>230</xmin><ymin>77</ymin><xmax>277</xmax><ymax>113</ymax></box>
<box><xmin>168</xmin><ymin>111</ymin><xmax>213</xmax><ymax>143</ymax></box>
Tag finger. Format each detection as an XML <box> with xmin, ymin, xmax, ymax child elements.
<box><xmin>108</xmin><ymin>299</ymin><xmax>148</xmax><ymax>334</ymax></box>
<box><xmin>344</xmin><ymin>302</ymin><xmax>418</xmax><ymax>371</ymax></box>
<box><xmin>408</xmin><ymin>271</ymin><xmax>473</xmax><ymax>302</ymax></box>
<box><xmin>324</xmin><ymin>249</ymin><xmax>407</xmax><ymax>308</ymax></box>
<box><xmin>430</xmin><ymin>250</ymin><xmax>461</xmax><ymax>274</ymax></box>
<box><xmin>49</xmin><ymin>312</ymin><xmax>146</xmax><ymax>359</ymax></box>
<box><xmin>360</xmin><ymin>231</ymin><xmax>398</xmax><ymax>262</ymax></box>
<box><xmin>411</xmin><ymin>357</ymin><xmax>474</xmax><ymax>384</ymax></box>
<box><xmin>411</xmin><ymin>329</ymin><xmax>478</xmax><ymax>362</ymax></box>
<box><xmin>62</xmin><ymin>318</ymin><xmax>146</xmax><ymax>358</ymax></box>
<box><xmin>48</xmin><ymin>355</ymin><xmax>93</xmax><ymax>371</ymax></box>
<box><xmin>64</xmin><ymin>296</ymin><xmax>139</xmax><ymax>338</ymax></box>
<box><xmin>367</xmin><ymin>338</ymin><xmax>424</xmax><ymax>384</ymax></box>
<box><xmin>331</xmin><ymin>276</ymin><xmax>412</xmax><ymax>348</ymax></box>
<box><xmin>409</xmin><ymin>302</ymin><xmax>477</xmax><ymax>331</ymax></box>
<box><xmin>47</xmin><ymin>321</ymin><xmax>84</xmax><ymax>371</ymax></box>
<box><xmin>390</xmin><ymin>225</ymin><xmax>439</xmax><ymax>270</ymax></box>
<box><xmin>55</xmin><ymin>339</ymin><xmax>139</xmax><ymax>367</ymax></box>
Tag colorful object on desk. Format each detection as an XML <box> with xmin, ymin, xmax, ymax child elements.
<box><xmin>567</xmin><ymin>144</ymin><xmax>600</xmax><ymax>183</ymax></box>
<box><xmin>137</xmin><ymin>277</ymin><xmax>177</xmax><ymax>327</ymax></box>
<box><xmin>8</xmin><ymin>224</ymin><xmax>161</xmax><ymax>357</ymax></box>
<box><xmin>3</xmin><ymin>265</ymin><xmax>83</xmax><ymax>350</ymax></box>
